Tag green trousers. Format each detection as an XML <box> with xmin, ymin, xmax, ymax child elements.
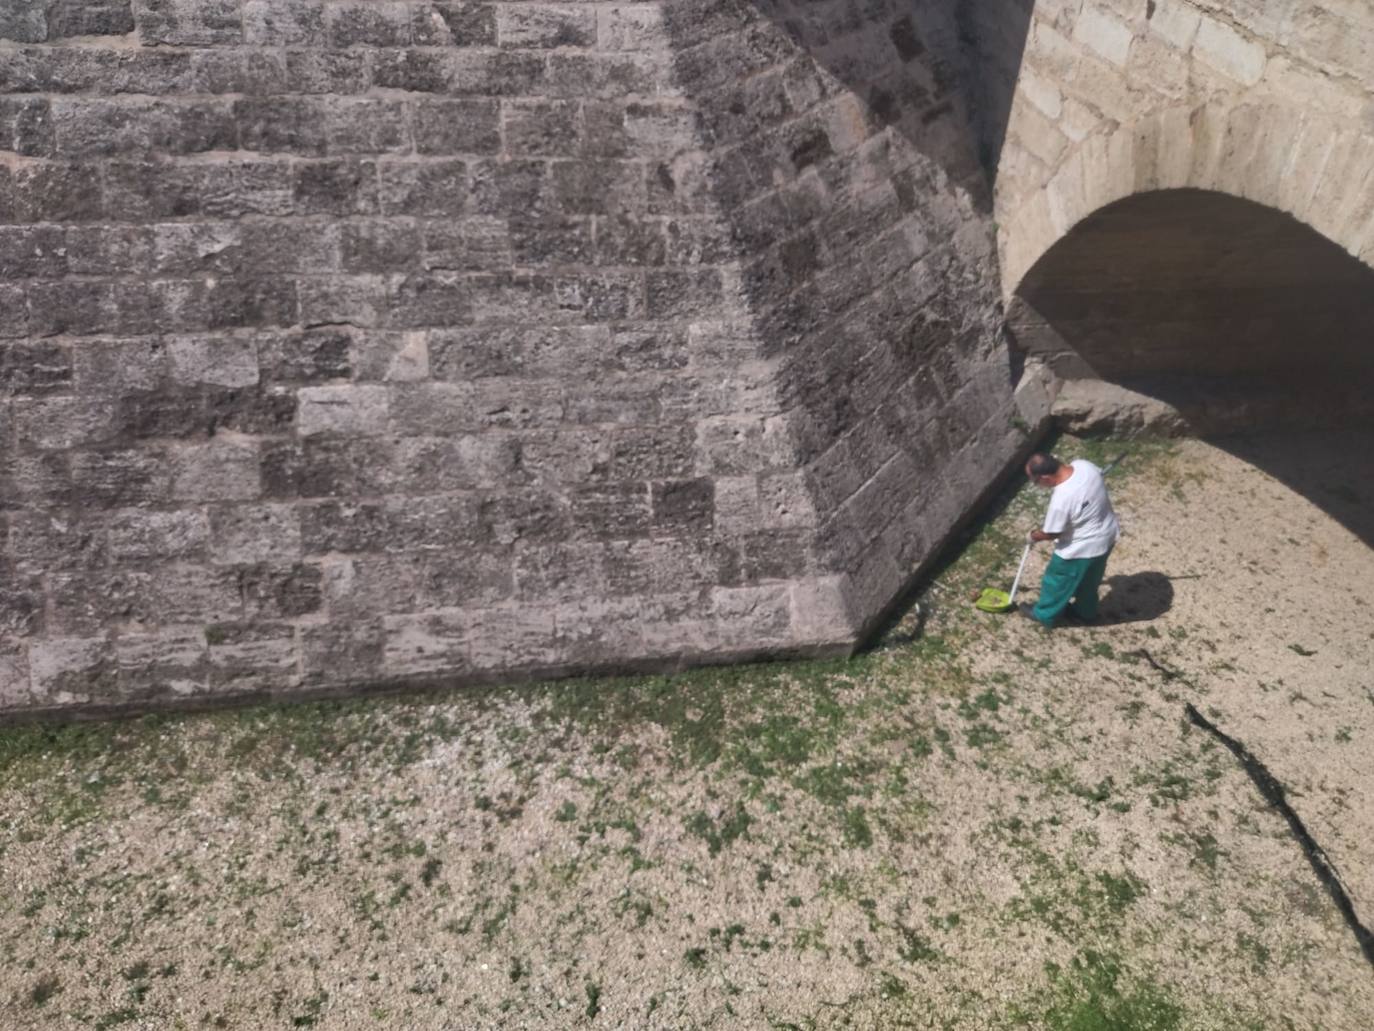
<box><xmin>1031</xmin><ymin>549</ymin><xmax>1112</xmax><ymax>627</ymax></box>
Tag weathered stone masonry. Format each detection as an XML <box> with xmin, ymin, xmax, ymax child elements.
<box><xmin>13</xmin><ymin>2</ymin><xmax>1370</xmax><ymax>716</ymax></box>
<box><xmin>0</xmin><ymin>0</ymin><xmax>1023</xmax><ymax>715</ymax></box>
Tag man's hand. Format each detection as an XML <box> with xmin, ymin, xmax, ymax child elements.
<box><xmin>1028</xmin><ymin>529</ymin><xmax>1054</xmax><ymax>543</ymax></box>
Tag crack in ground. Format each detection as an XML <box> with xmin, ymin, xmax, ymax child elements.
<box><xmin>1134</xmin><ymin>648</ymin><xmax>1374</xmax><ymax>971</ymax></box>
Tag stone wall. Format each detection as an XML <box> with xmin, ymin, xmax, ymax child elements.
<box><xmin>660</xmin><ymin>0</ymin><xmax>1022</xmax><ymax>637</ymax></box>
<box><xmin>0</xmin><ymin>0</ymin><xmax>1024</xmax><ymax>716</ymax></box>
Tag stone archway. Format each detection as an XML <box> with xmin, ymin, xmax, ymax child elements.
<box><xmin>998</xmin><ymin>102</ymin><xmax>1374</xmax><ymax>434</ymax></box>
<box><xmin>998</xmin><ymin>103</ymin><xmax>1374</xmax><ymax>302</ymax></box>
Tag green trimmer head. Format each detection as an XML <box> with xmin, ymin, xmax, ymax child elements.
<box><xmin>973</xmin><ymin>538</ymin><xmax>1033</xmax><ymax>615</ymax></box>
<box><xmin>974</xmin><ymin>588</ymin><xmax>1013</xmax><ymax>613</ymax></box>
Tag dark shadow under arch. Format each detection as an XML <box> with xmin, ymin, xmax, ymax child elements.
<box><xmin>1009</xmin><ymin>187</ymin><xmax>1374</xmax><ymax>548</ymax></box>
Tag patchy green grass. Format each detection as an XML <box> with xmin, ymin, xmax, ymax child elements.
<box><xmin>1</xmin><ymin>433</ymin><xmax>1366</xmax><ymax>1030</ymax></box>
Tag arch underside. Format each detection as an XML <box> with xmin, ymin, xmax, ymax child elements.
<box><xmin>1000</xmin><ymin>103</ymin><xmax>1374</xmax><ymax>301</ymax></box>
<box><xmin>1001</xmin><ymin>102</ymin><xmax>1374</xmax><ymax>431</ymax></box>
<box><xmin>1014</xmin><ymin>187</ymin><xmax>1374</xmax><ymax>378</ymax></box>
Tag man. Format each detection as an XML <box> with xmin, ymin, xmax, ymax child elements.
<box><xmin>1021</xmin><ymin>452</ymin><xmax>1119</xmax><ymax>628</ymax></box>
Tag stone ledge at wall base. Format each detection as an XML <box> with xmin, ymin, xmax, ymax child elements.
<box><xmin>1051</xmin><ymin>376</ymin><xmax>1374</xmax><ymax>438</ymax></box>
<box><xmin>0</xmin><ymin>621</ymin><xmax>859</xmax><ymax>728</ymax></box>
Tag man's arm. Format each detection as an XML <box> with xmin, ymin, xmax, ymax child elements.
<box><xmin>1029</xmin><ymin>528</ymin><xmax>1061</xmax><ymax>543</ymax></box>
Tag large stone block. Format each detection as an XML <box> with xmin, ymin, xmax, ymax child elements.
<box><xmin>382</xmin><ymin>610</ymin><xmax>469</xmax><ymax>677</ymax></box>
<box><xmin>297</xmin><ymin>384</ymin><xmax>390</xmax><ymax>437</ymax></box>
<box><xmin>412</xmin><ymin>98</ymin><xmax>501</xmax><ymax>155</ymax></box>
<box><xmin>496</xmin><ymin>5</ymin><xmax>596</xmax><ymax>49</ymax></box>
<box><xmin>1194</xmin><ymin>13</ymin><xmax>1267</xmax><ymax>85</ymax></box>
<box><xmin>413</xmin><ymin>3</ymin><xmax>497</xmax><ymax>47</ymax></box>
<box><xmin>207</xmin><ymin>622</ymin><xmax>299</xmax><ymax>693</ymax></box>
<box><xmin>108</xmin><ymin>509</ymin><xmax>210</xmax><ymax>562</ymax></box>
<box><xmin>244</xmin><ymin>0</ymin><xmax>324</xmax><ymax>45</ymax></box>
<box><xmin>0</xmin><ymin>340</ymin><xmax>72</xmax><ymax>395</ymax></box>
<box><xmin>29</xmin><ymin>637</ymin><xmax>116</xmax><ymax>706</ymax></box>
<box><xmin>137</xmin><ymin>0</ymin><xmax>243</xmax><ymax>46</ymax></box>
<box><xmin>9</xmin><ymin>161</ymin><xmax>103</xmax><ymax>222</ymax></box>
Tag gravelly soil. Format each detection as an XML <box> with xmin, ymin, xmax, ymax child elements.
<box><xmin>1</xmin><ymin>430</ymin><xmax>1372</xmax><ymax>1030</ymax></box>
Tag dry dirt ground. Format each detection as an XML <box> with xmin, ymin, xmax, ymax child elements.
<box><xmin>2</xmin><ymin>430</ymin><xmax>1372</xmax><ymax>1030</ymax></box>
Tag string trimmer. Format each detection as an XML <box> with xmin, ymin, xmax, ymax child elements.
<box><xmin>973</xmin><ymin>536</ymin><xmax>1032</xmax><ymax>614</ymax></box>
<box><xmin>971</xmin><ymin>446</ymin><xmax>1131</xmax><ymax>614</ymax></box>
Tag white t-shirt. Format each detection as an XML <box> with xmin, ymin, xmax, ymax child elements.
<box><xmin>1042</xmin><ymin>459</ymin><xmax>1119</xmax><ymax>560</ymax></box>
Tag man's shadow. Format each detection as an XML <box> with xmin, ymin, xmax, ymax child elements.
<box><xmin>1088</xmin><ymin>572</ymin><xmax>1175</xmax><ymax>626</ymax></box>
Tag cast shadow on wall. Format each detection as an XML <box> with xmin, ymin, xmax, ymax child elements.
<box><xmin>732</xmin><ymin>0</ymin><xmax>1035</xmax><ymax>193</ymax></box>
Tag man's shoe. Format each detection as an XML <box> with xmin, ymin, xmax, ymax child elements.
<box><xmin>1064</xmin><ymin>607</ymin><xmax>1100</xmax><ymax>626</ymax></box>
<box><xmin>1017</xmin><ymin>603</ymin><xmax>1045</xmax><ymax>627</ymax></box>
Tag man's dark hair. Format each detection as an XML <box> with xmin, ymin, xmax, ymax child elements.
<box><xmin>1027</xmin><ymin>453</ymin><xmax>1061</xmax><ymax>477</ymax></box>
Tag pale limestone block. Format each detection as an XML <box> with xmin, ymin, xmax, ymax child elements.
<box><xmin>1153</xmin><ymin>106</ymin><xmax>1200</xmax><ymax>189</ymax></box>
<box><xmin>1074</xmin><ymin>5</ymin><xmax>1134</xmax><ymax>67</ymax></box>
<box><xmin>1196</xmin><ymin>0</ymin><xmax>1301</xmax><ymax>40</ymax></box>
<box><xmin>786</xmin><ymin>575</ymin><xmax>855</xmax><ymax>649</ymax></box>
<box><xmin>1008</xmin><ymin>103</ymin><xmax>1070</xmax><ymax>169</ymax></box>
<box><xmin>1012</xmin><ymin>357</ymin><xmax>1058</xmax><ymax>430</ymax></box>
<box><xmin>1212</xmin><ymin>105</ymin><xmax>1267</xmax><ymax>199</ymax></box>
<box><xmin>757</xmin><ymin>472</ymin><xmax>818</xmax><ymax>529</ymax></box>
<box><xmin>208</xmin><ymin>637</ymin><xmax>298</xmax><ymax>690</ymax></box>
<box><xmin>0</xmin><ymin>645</ymin><xmax>31</xmax><ymax>708</ymax></box>
<box><xmin>1287</xmin><ymin>5</ymin><xmax>1374</xmax><ymax>83</ymax></box>
<box><xmin>297</xmin><ymin>385</ymin><xmax>389</xmax><ymax>437</ymax></box>
<box><xmin>169</xmin><ymin>335</ymin><xmax>259</xmax><ymax>388</ymax></box>
<box><xmin>1000</xmin><ymin>192</ymin><xmax>1057</xmax><ymax>298</ymax></box>
<box><xmin>1235</xmin><ymin>105</ymin><xmax>1306</xmax><ymax>206</ymax></box>
<box><xmin>1018</xmin><ymin>67</ymin><xmax>1063</xmax><ymax>121</ymax></box>
<box><xmin>840</xmin><ymin>540</ymin><xmax>903</xmax><ymax>630</ymax></box>
<box><xmin>1105</xmin><ymin>126</ymin><xmax>1137</xmax><ymax>200</ymax></box>
<box><xmin>596</xmin><ymin>5</ymin><xmax>665</xmax><ymax>52</ymax></box>
<box><xmin>365</xmin><ymin>331</ymin><xmax>429</xmax><ymax>382</ymax></box>
<box><xmin>1046</xmin><ymin>147</ymin><xmax>1087</xmax><ymax>235</ymax></box>
<box><xmin>1028</xmin><ymin>0</ymin><xmax>1083</xmax><ymax>24</ymax></box>
<box><xmin>171</xmin><ymin>440</ymin><xmax>261</xmax><ymax>503</ymax></box>
<box><xmin>1279</xmin><ymin>115</ymin><xmax>1343</xmax><ymax>217</ymax></box>
<box><xmin>624</xmin><ymin>102</ymin><xmax>696</xmax><ymax>160</ymax></box>
<box><xmin>1069</xmin><ymin>54</ymin><xmax>1140</xmax><ymax>122</ymax></box>
<box><xmin>713</xmin><ymin>477</ymin><xmax>762</xmax><ymax>532</ymax></box>
<box><xmin>710</xmin><ymin>584</ymin><xmax>791</xmax><ymax>649</ymax></box>
<box><xmin>1355</xmin><ymin>221</ymin><xmax>1374</xmax><ymax>268</ymax></box>
<box><xmin>1124</xmin><ymin>31</ymin><xmax>1191</xmax><ymax>101</ymax></box>
<box><xmin>1321</xmin><ymin>136</ymin><xmax>1374</xmax><ymax>238</ymax></box>
<box><xmin>1305</xmin><ymin>130</ymin><xmax>1365</xmax><ymax>241</ymax></box>
<box><xmin>1186</xmin><ymin>104</ymin><xmax>1234</xmax><ymax>191</ymax></box>
<box><xmin>1058</xmin><ymin>97</ymin><xmax>1104</xmax><ymax>143</ymax></box>
<box><xmin>1130</xmin><ymin>112</ymin><xmax>1164</xmax><ymax>193</ymax></box>
<box><xmin>641</xmin><ymin>613</ymin><xmax>714</xmax><ymax>659</ymax></box>
<box><xmin>1339</xmin><ymin>176</ymin><xmax>1374</xmax><ymax>260</ymax></box>
<box><xmin>992</xmin><ymin>143</ymin><xmax>1050</xmax><ymax>221</ymax></box>
<box><xmin>1194</xmin><ymin>15</ymin><xmax>1267</xmax><ymax>86</ymax></box>
<box><xmin>1257</xmin><ymin>56</ymin><xmax>1368</xmax><ymax>121</ymax></box>
<box><xmin>823</xmin><ymin>93</ymin><xmax>871</xmax><ymax>155</ymax></box>
<box><xmin>1149</xmin><ymin>0</ymin><xmax>1201</xmax><ymax>48</ymax></box>
<box><xmin>29</xmin><ymin>637</ymin><xmax>105</xmax><ymax>705</ymax></box>
<box><xmin>115</xmin><ymin>630</ymin><xmax>209</xmax><ymax>697</ymax></box>
<box><xmin>1028</xmin><ymin>21</ymin><xmax>1080</xmax><ymax>81</ymax></box>
<box><xmin>470</xmin><ymin>606</ymin><xmax>558</xmax><ymax>670</ymax></box>
<box><xmin>1077</xmin><ymin>132</ymin><xmax>1117</xmax><ymax>216</ymax></box>
<box><xmin>382</xmin><ymin>611</ymin><xmax>468</xmax><ymax>677</ymax></box>
<box><xmin>211</xmin><ymin>503</ymin><xmax>302</xmax><ymax>565</ymax></box>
